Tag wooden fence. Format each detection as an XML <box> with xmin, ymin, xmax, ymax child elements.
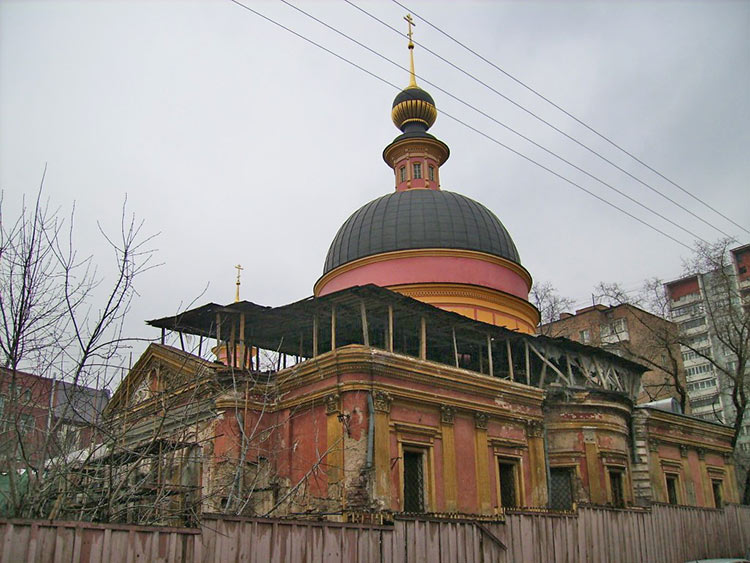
<box><xmin>2</xmin><ymin>504</ymin><xmax>749</xmax><ymax>562</ymax></box>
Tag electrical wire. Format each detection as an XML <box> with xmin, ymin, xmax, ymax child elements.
<box><xmin>226</xmin><ymin>0</ymin><xmax>693</xmax><ymax>251</ymax></box>
<box><xmin>281</xmin><ymin>0</ymin><xmax>709</xmax><ymax>245</ymax></box>
<box><xmin>390</xmin><ymin>0</ymin><xmax>749</xmax><ymax>238</ymax></box>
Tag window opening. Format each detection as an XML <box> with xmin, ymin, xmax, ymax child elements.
<box><xmin>665</xmin><ymin>474</ymin><xmax>678</xmax><ymax>504</ymax></box>
<box><xmin>428</xmin><ymin>165</ymin><xmax>435</xmax><ymax>181</ymax></box>
<box><xmin>403</xmin><ymin>450</ymin><xmax>425</xmax><ymax>512</ymax></box>
<box><xmin>712</xmin><ymin>480</ymin><xmax>722</xmax><ymax>508</ymax></box>
<box><xmin>609</xmin><ymin>469</ymin><xmax>624</xmax><ymax>507</ymax></box>
<box><xmin>498</xmin><ymin>461</ymin><xmax>517</xmax><ymax>508</ymax></box>
<box><xmin>399</xmin><ymin>166</ymin><xmax>407</xmax><ymax>182</ymax></box>
<box><xmin>549</xmin><ymin>467</ymin><xmax>574</xmax><ymax>510</ymax></box>
<box><xmin>412</xmin><ymin>163</ymin><xmax>422</xmax><ymax>179</ymax></box>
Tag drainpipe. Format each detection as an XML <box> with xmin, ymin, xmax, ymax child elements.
<box><xmin>366</xmin><ymin>393</ymin><xmax>374</xmax><ymax>469</ymax></box>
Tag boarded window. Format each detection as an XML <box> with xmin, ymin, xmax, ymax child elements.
<box><xmin>403</xmin><ymin>450</ymin><xmax>425</xmax><ymax>512</ymax></box>
<box><xmin>549</xmin><ymin>467</ymin><xmax>574</xmax><ymax>510</ymax></box>
<box><xmin>498</xmin><ymin>461</ymin><xmax>517</xmax><ymax>508</ymax></box>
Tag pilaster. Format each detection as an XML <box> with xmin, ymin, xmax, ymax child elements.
<box><xmin>583</xmin><ymin>427</ymin><xmax>605</xmax><ymax>504</ymax></box>
<box><xmin>325</xmin><ymin>393</ymin><xmax>343</xmax><ymax>496</ymax></box>
<box><xmin>440</xmin><ymin>406</ymin><xmax>458</xmax><ymax>511</ymax></box>
<box><xmin>526</xmin><ymin>420</ymin><xmax>548</xmax><ymax>506</ymax></box>
<box><xmin>474</xmin><ymin>412</ymin><xmax>491</xmax><ymax>514</ymax></box>
<box><xmin>373</xmin><ymin>391</ymin><xmax>393</xmax><ymax>508</ymax></box>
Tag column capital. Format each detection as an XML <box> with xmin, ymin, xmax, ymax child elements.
<box><xmin>526</xmin><ymin>419</ymin><xmax>544</xmax><ymax>438</ymax></box>
<box><xmin>325</xmin><ymin>393</ymin><xmax>341</xmax><ymax>415</ymax></box>
<box><xmin>474</xmin><ymin>412</ymin><xmax>488</xmax><ymax>430</ymax></box>
<box><xmin>440</xmin><ymin>405</ymin><xmax>455</xmax><ymax>425</ymax></box>
<box><xmin>373</xmin><ymin>390</ymin><xmax>392</xmax><ymax>413</ymax></box>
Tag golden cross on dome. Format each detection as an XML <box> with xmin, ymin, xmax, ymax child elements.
<box><xmin>404</xmin><ymin>14</ymin><xmax>417</xmax><ymax>87</ymax></box>
<box><xmin>404</xmin><ymin>14</ymin><xmax>415</xmax><ymax>46</ymax></box>
<box><xmin>234</xmin><ymin>264</ymin><xmax>243</xmax><ymax>302</ymax></box>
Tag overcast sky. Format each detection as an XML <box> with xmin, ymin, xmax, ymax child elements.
<box><xmin>1</xmin><ymin>0</ymin><xmax>748</xmax><ymax>371</ymax></box>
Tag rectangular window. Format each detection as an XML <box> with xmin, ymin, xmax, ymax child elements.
<box><xmin>665</xmin><ymin>474</ymin><xmax>679</xmax><ymax>505</ymax></box>
<box><xmin>680</xmin><ymin>317</ymin><xmax>706</xmax><ymax>331</ymax></box>
<box><xmin>403</xmin><ymin>450</ymin><xmax>425</xmax><ymax>512</ymax></box>
<box><xmin>686</xmin><ymin>363</ymin><xmax>713</xmax><ymax>377</ymax></box>
<box><xmin>399</xmin><ymin>166</ymin><xmax>407</xmax><ymax>182</ymax></box>
<box><xmin>428</xmin><ymin>165</ymin><xmax>435</xmax><ymax>181</ymax></box>
<box><xmin>19</xmin><ymin>414</ymin><xmax>35</xmax><ymax>434</ymax></box>
<box><xmin>412</xmin><ymin>163</ymin><xmax>422</xmax><ymax>179</ymax></box>
<box><xmin>712</xmin><ymin>480</ymin><xmax>723</xmax><ymax>508</ymax></box>
<box><xmin>549</xmin><ymin>467</ymin><xmax>574</xmax><ymax>511</ymax></box>
<box><xmin>609</xmin><ymin>469</ymin><xmax>624</xmax><ymax>508</ymax></box>
<box><xmin>579</xmin><ymin>329</ymin><xmax>591</xmax><ymax>344</ymax></box>
<box><xmin>498</xmin><ymin>461</ymin><xmax>517</xmax><ymax>508</ymax></box>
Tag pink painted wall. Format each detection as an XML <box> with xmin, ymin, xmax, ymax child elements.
<box><xmin>318</xmin><ymin>254</ymin><xmax>529</xmax><ymax>299</ymax></box>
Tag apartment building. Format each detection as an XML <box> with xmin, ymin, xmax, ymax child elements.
<box><xmin>665</xmin><ymin>244</ymin><xmax>750</xmax><ymax>453</ymax></box>
<box><xmin>540</xmin><ymin>303</ymin><xmax>688</xmax><ymax>409</ymax></box>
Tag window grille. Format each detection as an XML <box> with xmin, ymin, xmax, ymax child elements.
<box><xmin>549</xmin><ymin>467</ymin><xmax>574</xmax><ymax>510</ymax></box>
<box><xmin>609</xmin><ymin>470</ymin><xmax>625</xmax><ymax>507</ymax></box>
<box><xmin>498</xmin><ymin>462</ymin><xmax>517</xmax><ymax>508</ymax></box>
<box><xmin>403</xmin><ymin>450</ymin><xmax>425</xmax><ymax>512</ymax></box>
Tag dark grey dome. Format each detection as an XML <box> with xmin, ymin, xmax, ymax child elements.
<box><xmin>323</xmin><ymin>190</ymin><xmax>520</xmax><ymax>274</ymax></box>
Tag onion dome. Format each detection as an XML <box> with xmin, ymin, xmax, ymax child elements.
<box><xmin>391</xmin><ymin>87</ymin><xmax>438</xmax><ymax>132</ymax></box>
<box><xmin>323</xmin><ymin>189</ymin><xmax>520</xmax><ymax>274</ymax></box>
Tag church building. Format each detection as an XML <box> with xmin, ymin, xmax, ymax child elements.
<box><xmin>101</xmin><ymin>26</ymin><xmax>738</xmax><ymax>525</ymax></box>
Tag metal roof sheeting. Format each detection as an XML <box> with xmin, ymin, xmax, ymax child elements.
<box><xmin>323</xmin><ymin>190</ymin><xmax>521</xmax><ymax>274</ymax></box>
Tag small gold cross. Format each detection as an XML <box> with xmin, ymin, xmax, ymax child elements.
<box><xmin>234</xmin><ymin>264</ymin><xmax>244</xmax><ymax>302</ymax></box>
<box><xmin>404</xmin><ymin>14</ymin><xmax>415</xmax><ymax>47</ymax></box>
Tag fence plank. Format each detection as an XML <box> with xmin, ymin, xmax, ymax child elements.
<box><xmin>2</xmin><ymin>504</ymin><xmax>750</xmax><ymax>563</ymax></box>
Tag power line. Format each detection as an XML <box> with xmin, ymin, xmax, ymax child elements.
<box><xmin>226</xmin><ymin>0</ymin><xmax>692</xmax><ymax>251</ymax></box>
<box><xmin>391</xmin><ymin>0</ymin><xmax>749</xmax><ymax>238</ymax></box>
<box><xmin>351</xmin><ymin>0</ymin><xmax>734</xmax><ymax>241</ymax></box>
<box><xmin>281</xmin><ymin>0</ymin><xmax>707</xmax><ymax>244</ymax></box>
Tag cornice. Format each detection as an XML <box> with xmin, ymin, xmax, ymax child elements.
<box><xmin>648</xmin><ymin>435</ymin><xmax>732</xmax><ymax>456</ymax></box>
<box><xmin>645</xmin><ymin>408</ymin><xmax>734</xmax><ymax>440</ymax></box>
<box><xmin>276</xmin><ymin>345</ymin><xmax>545</xmax><ymax>408</ymax></box>
<box><xmin>393</xmin><ymin>282</ymin><xmax>537</xmax><ymax>312</ymax></box>
<box><xmin>383</xmin><ymin>136</ymin><xmax>449</xmax><ymax>167</ymax></box>
<box><xmin>314</xmin><ymin>248</ymin><xmax>533</xmax><ymax>296</ymax></box>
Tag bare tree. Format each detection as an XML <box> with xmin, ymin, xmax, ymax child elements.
<box><xmin>531</xmin><ymin>281</ymin><xmax>575</xmax><ymax>333</ymax></box>
<box><xmin>596</xmin><ymin>238</ymin><xmax>750</xmax><ymax>501</ymax></box>
<box><xmin>0</xmin><ymin>171</ymin><xmax>156</xmax><ymax>518</ymax></box>
<box><xmin>594</xmin><ymin>280</ymin><xmax>689</xmax><ymax>411</ymax></box>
